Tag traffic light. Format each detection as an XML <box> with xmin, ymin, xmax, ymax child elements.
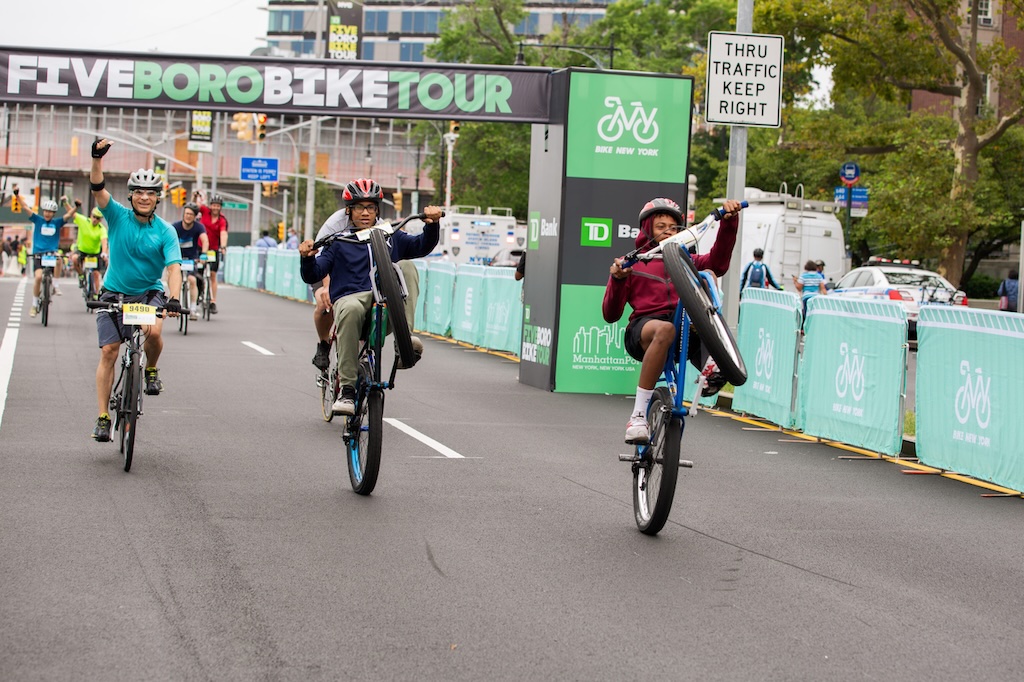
<box><xmin>271</xmin><ymin>182</ymin><xmax>279</xmax><ymax>196</ymax></box>
<box><xmin>449</xmin><ymin>120</ymin><xmax>460</xmax><ymax>134</ymax></box>
<box><xmin>231</xmin><ymin>112</ymin><xmax>253</xmax><ymax>141</ymax></box>
<box><xmin>11</xmin><ymin>193</ymin><xmax>21</xmax><ymax>213</ymax></box>
<box><xmin>171</xmin><ymin>187</ymin><xmax>186</xmax><ymax>206</ymax></box>
<box><xmin>255</xmin><ymin>113</ymin><xmax>267</xmax><ymax>141</ymax></box>
<box><xmin>278</xmin><ymin>222</ymin><xmax>286</xmax><ymax>242</ymax></box>
<box><xmin>393</xmin><ymin>191</ymin><xmax>403</xmax><ymax>214</ymax></box>
<box><xmin>262</xmin><ymin>182</ymin><xmax>271</xmax><ymax>197</ymax></box>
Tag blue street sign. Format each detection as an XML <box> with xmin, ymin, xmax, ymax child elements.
<box><xmin>834</xmin><ymin>186</ymin><xmax>869</xmax><ymax>203</ymax></box>
<box><xmin>240</xmin><ymin>157</ymin><xmax>279</xmax><ymax>182</ymax></box>
<box><xmin>840</xmin><ymin>161</ymin><xmax>860</xmax><ymax>185</ymax></box>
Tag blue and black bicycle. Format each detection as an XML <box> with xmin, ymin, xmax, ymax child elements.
<box><xmin>619</xmin><ymin>203</ymin><xmax>749</xmax><ymax>534</ymax></box>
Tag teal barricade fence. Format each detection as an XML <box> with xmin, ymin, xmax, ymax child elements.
<box><xmin>797</xmin><ymin>297</ymin><xmax>908</xmax><ymax>456</ymax></box>
<box><xmin>423</xmin><ymin>261</ymin><xmax>455</xmax><ymax>337</ymax></box>
<box><xmin>481</xmin><ymin>266</ymin><xmax>525</xmax><ymax>352</ymax></box>
<box><xmin>412</xmin><ymin>260</ymin><xmax>427</xmax><ymax>329</ymax></box>
<box><xmin>225</xmin><ymin>246</ymin><xmax>244</xmax><ymax>285</ymax></box>
<box><xmin>916</xmin><ymin>307</ymin><xmax>1024</xmax><ymax>491</ymax></box>
<box><xmin>733</xmin><ymin>289</ymin><xmax>803</xmax><ymax>428</ymax></box>
<box><xmin>452</xmin><ymin>264</ymin><xmax>487</xmax><ymax>345</ymax></box>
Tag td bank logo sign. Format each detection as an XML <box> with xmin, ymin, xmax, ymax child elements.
<box><xmin>581</xmin><ymin>217</ymin><xmax>612</xmax><ymax>247</ymax></box>
<box><xmin>528</xmin><ymin>211</ymin><xmax>558</xmax><ymax>250</ymax></box>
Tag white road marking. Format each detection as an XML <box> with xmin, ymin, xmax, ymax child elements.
<box><xmin>241</xmin><ymin>341</ymin><xmax>275</xmax><ymax>356</ymax></box>
<box><xmin>383</xmin><ymin>418</ymin><xmax>465</xmax><ymax>459</ymax></box>
<box><xmin>1</xmin><ymin>279</ymin><xmax>28</xmax><ymax>430</ymax></box>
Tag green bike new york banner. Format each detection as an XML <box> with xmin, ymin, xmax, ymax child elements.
<box><xmin>798</xmin><ymin>297</ymin><xmax>907</xmax><ymax>455</ymax></box>
<box><xmin>916</xmin><ymin>307</ymin><xmax>1024</xmax><ymax>491</ymax></box>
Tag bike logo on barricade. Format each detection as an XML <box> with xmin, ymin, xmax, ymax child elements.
<box><xmin>832</xmin><ymin>342</ymin><xmax>865</xmax><ymax>417</ymax></box>
<box><xmin>751</xmin><ymin>328</ymin><xmax>775</xmax><ymax>394</ymax></box>
<box><xmin>953</xmin><ymin>360</ymin><xmax>992</xmax><ymax>446</ymax></box>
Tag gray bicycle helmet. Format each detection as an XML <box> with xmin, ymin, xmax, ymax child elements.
<box><xmin>40</xmin><ymin>199</ymin><xmax>59</xmax><ymax>212</ymax></box>
<box><xmin>638</xmin><ymin>197</ymin><xmax>683</xmax><ymax>226</ymax></box>
<box><xmin>208</xmin><ymin>195</ymin><xmax>224</xmax><ymax>206</ymax></box>
<box><xmin>127</xmin><ymin>168</ymin><xmax>164</xmax><ymax>193</ymax></box>
<box><xmin>183</xmin><ymin>201</ymin><xmax>201</xmax><ymax>215</ymax></box>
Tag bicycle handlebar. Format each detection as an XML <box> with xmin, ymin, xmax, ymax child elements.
<box><xmin>620</xmin><ymin>201</ymin><xmax>748</xmax><ymax>268</ymax></box>
<box><xmin>311</xmin><ymin>211</ymin><xmax>446</xmax><ymax>251</ymax></box>
<box><xmin>86</xmin><ymin>299</ymin><xmax>182</xmax><ymax>317</ymax></box>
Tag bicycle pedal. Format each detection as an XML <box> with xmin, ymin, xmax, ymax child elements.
<box><xmin>618</xmin><ymin>453</ymin><xmax>640</xmax><ymax>462</ymax></box>
<box><xmin>679</xmin><ymin>460</ymin><xmax>694</xmax><ymax>468</ymax></box>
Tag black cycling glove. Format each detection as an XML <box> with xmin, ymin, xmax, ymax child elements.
<box><xmin>164</xmin><ymin>298</ymin><xmax>182</xmax><ymax>314</ymax></box>
<box><xmin>91</xmin><ymin>139</ymin><xmax>111</xmax><ymax>158</ymax></box>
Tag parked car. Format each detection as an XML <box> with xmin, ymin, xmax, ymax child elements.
<box><xmin>831</xmin><ymin>258</ymin><xmax>968</xmax><ymax>337</ymax></box>
<box><xmin>488</xmin><ymin>248</ymin><xmax>525</xmax><ymax>267</ymax></box>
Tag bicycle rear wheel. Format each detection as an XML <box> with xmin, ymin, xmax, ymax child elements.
<box><xmin>368</xmin><ymin>230</ymin><xmax>414</xmax><ymax>368</ymax></box>
<box><xmin>633</xmin><ymin>387</ymin><xmax>681</xmax><ymax>535</ymax></box>
<box><xmin>319</xmin><ymin>345</ymin><xmax>338</xmax><ymax>422</ymax></box>
<box><xmin>41</xmin><ymin>272</ymin><xmax>51</xmax><ymax>327</ymax></box>
<box><xmin>179</xmin><ymin>281</ymin><xmax>190</xmax><ymax>335</ymax></box>
<box><xmin>663</xmin><ymin>245</ymin><xmax>747</xmax><ymax>386</ymax></box>
<box><xmin>122</xmin><ymin>349</ymin><xmax>143</xmax><ymax>472</ymax></box>
<box><xmin>346</xmin><ymin>387</ymin><xmax>383</xmax><ymax>495</ymax></box>
<box><xmin>202</xmin><ymin>276</ymin><xmax>212</xmax><ymax>321</ymax></box>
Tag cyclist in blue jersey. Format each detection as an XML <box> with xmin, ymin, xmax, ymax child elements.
<box><xmin>88</xmin><ymin>139</ymin><xmax>183</xmax><ymax>442</ymax></box>
<box><xmin>172</xmin><ymin>202</ymin><xmax>209</xmax><ymax>322</ymax></box>
<box><xmin>5</xmin><ymin>187</ymin><xmax>74</xmax><ymax>315</ymax></box>
<box><xmin>794</xmin><ymin>259</ymin><xmax>827</xmax><ymax>322</ymax></box>
<box><xmin>740</xmin><ymin>248</ymin><xmax>783</xmax><ymax>291</ymax></box>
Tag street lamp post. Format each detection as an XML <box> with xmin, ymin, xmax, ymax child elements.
<box><xmin>514</xmin><ymin>40</ymin><xmax>618</xmax><ymax>69</ymax></box>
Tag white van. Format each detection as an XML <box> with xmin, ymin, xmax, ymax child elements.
<box><xmin>709</xmin><ymin>186</ymin><xmax>849</xmax><ymax>286</ymax></box>
<box><xmin>419</xmin><ymin>205</ymin><xmax>525</xmax><ymax>265</ymax></box>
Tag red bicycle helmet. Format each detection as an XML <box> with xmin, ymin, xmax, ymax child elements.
<box><xmin>638</xmin><ymin>197</ymin><xmax>683</xmax><ymax>226</ymax></box>
<box><xmin>343</xmin><ymin>178</ymin><xmax>384</xmax><ymax>206</ymax></box>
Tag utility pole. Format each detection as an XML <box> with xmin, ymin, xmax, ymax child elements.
<box><xmin>443</xmin><ymin>131</ymin><xmax>458</xmax><ymax>214</ymax></box>
<box><xmin>250</xmin><ymin>136</ymin><xmax>263</xmax><ymax>245</ymax></box>
<box><xmin>304</xmin><ymin>0</ymin><xmax>327</xmax><ymax>240</ymax></box>
<box><xmin>722</xmin><ymin>0</ymin><xmax>754</xmax><ymax>329</ymax></box>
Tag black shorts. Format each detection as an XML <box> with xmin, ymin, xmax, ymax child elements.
<box><xmin>624</xmin><ymin>314</ymin><xmax>703</xmax><ymax>367</ymax></box>
<box><xmin>77</xmin><ymin>251</ymin><xmax>108</xmax><ymax>274</ymax></box>
<box><xmin>208</xmin><ymin>251</ymin><xmax>220</xmax><ymax>273</ymax></box>
<box><xmin>96</xmin><ymin>290</ymin><xmax>167</xmax><ymax>348</ymax></box>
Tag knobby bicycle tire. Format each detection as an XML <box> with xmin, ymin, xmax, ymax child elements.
<box><xmin>41</xmin><ymin>271</ymin><xmax>51</xmax><ymax>327</ymax></box>
<box><xmin>347</xmin><ymin>387</ymin><xmax>383</xmax><ymax>495</ymax></box>
<box><xmin>368</xmin><ymin>230</ymin><xmax>415</xmax><ymax>369</ymax></box>
<box><xmin>320</xmin><ymin>343</ymin><xmax>338</xmax><ymax>422</ymax></box>
<box><xmin>179</xmin><ymin>281</ymin><xmax>190</xmax><ymax>335</ymax></box>
<box><xmin>663</xmin><ymin>245</ymin><xmax>747</xmax><ymax>386</ymax></box>
<box><xmin>123</xmin><ymin>347</ymin><xmax>143</xmax><ymax>472</ymax></box>
<box><xmin>633</xmin><ymin>387</ymin><xmax>681</xmax><ymax>535</ymax></box>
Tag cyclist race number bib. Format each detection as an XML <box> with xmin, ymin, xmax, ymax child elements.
<box><xmin>180</xmin><ymin>261</ymin><xmax>194</xmax><ymax>272</ymax></box>
<box><xmin>41</xmin><ymin>225</ymin><xmax>56</xmax><ymax>237</ymax></box>
<box><xmin>205</xmin><ymin>250</ymin><xmax>217</xmax><ymax>260</ymax></box>
<box><xmin>40</xmin><ymin>255</ymin><xmax>58</xmax><ymax>267</ymax></box>
<box><xmin>83</xmin><ymin>257</ymin><xmax>99</xmax><ymax>269</ymax></box>
<box><xmin>122</xmin><ymin>303</ymin><xmax>157</xmax><ymax>326</ymax></box>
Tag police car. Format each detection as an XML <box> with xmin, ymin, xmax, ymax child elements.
<box><xmin>832</xmin><ymin>257</ymin><xmax>968</xmax><ymax>337</ymax></box>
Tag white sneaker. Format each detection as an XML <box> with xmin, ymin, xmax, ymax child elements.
<box><xmin>698</xmin><ymin>358</ymin><xmax>727</xmax><ymax>397</ymax></box>
<box><xmin>397</xmin><ymin>336</ymin><xmax>425</xmax><ymax>369</ymax></box>
<box><xmin>332</xmin><ymin>388</ymin><xmax>356</xmax><ymax>416</ymax></box>
<box><xmin>53</xmin><ymin>285</ymin><xmax>62</xmax><ymax>296</ymax></box>
<box><xmin>625</xmin><ymin>414</ymin><xmax>650</xmax><ymax>444</ymax></box>
<box><xmin>189</xmin><ymin>311</ymin><xmax>199</xmax><ymax>321</ymax></box>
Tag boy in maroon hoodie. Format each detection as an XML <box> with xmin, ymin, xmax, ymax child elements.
<box><xmin>603</xmin><ymin>197</ymin><xmax>744</xmax><ymax>444</ymax></box>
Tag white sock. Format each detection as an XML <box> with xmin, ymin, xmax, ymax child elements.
<box><xmin>632</xmin><ymin>387</ymin><xmax>654</xmax><ymax>417</ymax></box>
<box><xmin>32</xmin><ymin>296</ymin><xmax>39</xmax><ymax>308</ymax></box>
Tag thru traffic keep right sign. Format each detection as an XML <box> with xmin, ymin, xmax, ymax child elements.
<box><xmin>705</xmin><ymin>31</ymin><xmax>785</xmax><ymax>128</ymax></box>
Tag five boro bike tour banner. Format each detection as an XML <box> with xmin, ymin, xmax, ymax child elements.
<box><xmin>0</xmin><ymin>47</ymin><xmax>551</xmax><ymax>123</ymax></box>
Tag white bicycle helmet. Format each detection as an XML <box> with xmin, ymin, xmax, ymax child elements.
<box><xmin>127</xmin><ymin>168</ymin><xmax>165</xmax><ymax>193</ymax></box>
<box><xmin>40</xmin><ymin>199</ymin><xmax>59</xmax><ymax>212</ymax></box>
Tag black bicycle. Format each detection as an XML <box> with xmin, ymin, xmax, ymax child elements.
<box><xmin>87</xmin><ymin>296</ymin><xmax>169</xmax><ymax>472</ymax></box>
<box><xmin>36</xmin><ymin>251</ymin><xmax>59</xmax><ymax>327</ymax></box>
<box><xmin>177</xmin><ymin>260</ymin><xmax>195</xmax><ymax>335</ymax></box>
<box><xmin>80</xmin><ymin>253</ymin><xmax>103</xmax><ymax>312</ymax></box>
<box><xmin>311</xmin><ymin>213</ymin><xmax>428</xmax><ymax>494</ymax></box>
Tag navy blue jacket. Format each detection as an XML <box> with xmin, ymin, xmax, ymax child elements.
<box><xmin>300</xmin><ymin>223</ymin><xmax>439</xmax><ymax>302</ymax></box>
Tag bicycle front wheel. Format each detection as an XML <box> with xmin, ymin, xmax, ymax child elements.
<box><xmin>368</xmin><ymin>230</ymin><xmax>414</xmax><ymax>368</ymax></box>
<box><xmin>41</xmin><ymin>273</ymin><xmax>51</xmax><ymax>327</ymax></box>
<box><xmin>346</xmin><ymin>387</ymin><xmax>383</xmax><ymax>495</ymax></box>
<box><xmin>179</xmin><ymin>281</ymin><xmax>190</xmax><ymax>335</ymax></box>
<box><xmin>663</xmin><ymin>245</ymin><xmax>747</xmax><ymax>386</ymax></box>
<box><xmin>633</xmin><ymin>387</ymin><xmax>681</xmax><ymax>535</ymax></box>
<box><xmin>123</xmin><ymin>350</ymin><xmax>143</xmax><ymax>472</ymax></box>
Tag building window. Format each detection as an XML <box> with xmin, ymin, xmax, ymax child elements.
<box><xmin>399</xmin><ymin>43</ymin><xmax>426</xmax><ymax>62</ymax></box>
<box><xmin>514</xmin><ymin>13</ymin><xmax>540</xmax><ymax>35</ymax></box>
<box><xmin>269</xmin><ymin>9</ymin><xmax>305</xmax><ymax>33</ymax></box>
<box><xmin>401</xmin><ymin>11</ymin><xmax>441</xmax><ymax>35</ymax></box>
<box><xmin>362</xmin><ymin>42</ymin><xmax>375</xmax><ymax>60</ymax></box>
<box><xmin>365</xmin><ymin>10</ymin><xmax>388</xmax><ymax>33</ymax></box>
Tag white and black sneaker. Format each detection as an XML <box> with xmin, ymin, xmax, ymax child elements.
<box><xmin>332</xmin><ymin>386</ymin><xmax>357</xmax><ymax>416</ymax></box>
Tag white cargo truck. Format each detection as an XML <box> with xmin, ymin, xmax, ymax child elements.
<box><xmin>413</xmin><ymin>205</ymin><xmax>525</xmax><ymax>265</ymax></box>
<box><xmin>706</xmin><ymin>185</ymin><xmax>849</xmax><ymax>286</ymax></box>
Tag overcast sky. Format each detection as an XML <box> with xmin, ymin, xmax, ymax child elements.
<box><xmin>0</xmin><ymin>0</ymin><xmax>268</xmax><ymax>57</ymax></box>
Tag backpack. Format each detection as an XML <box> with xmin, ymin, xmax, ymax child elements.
<box><xmin>748</xmin><ymin>261</ymin><xmax>766</xmax><ymax>288</ymax></box>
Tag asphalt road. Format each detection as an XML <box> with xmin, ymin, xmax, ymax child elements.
<box><xmin>2</xmin><ymin>275</ymin><xmax>1022</xmax><ymax>681</ymax></box>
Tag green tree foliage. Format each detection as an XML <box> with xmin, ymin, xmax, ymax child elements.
<box><xmin>756</xmin><ymin>0</ymin><xmax>1024</xmax><ymax>285</ymax></box>
<box><xmin>293</xmin><ymin>167</ymin><xmax>342</xmax><ymax>237</ymax></box>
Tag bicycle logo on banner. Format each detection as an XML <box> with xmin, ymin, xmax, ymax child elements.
<box><xmin>754</xmin><ymin>328</ymin><xmax>774</xmax><ymax>380</ymax></box>
<box><xmin>954</xmin><ymin>360</ymin><xmax>991</xmax><ymax>429</ymax></box>
<box><xmin>834</xmin><ymin>342</ymin><xmax>866</xmax><ymax>401</ymax></box>
<box><xmin>597</xmin><ymin>97</ymin><xmax>659</xmax><ymax>144</ymax></box>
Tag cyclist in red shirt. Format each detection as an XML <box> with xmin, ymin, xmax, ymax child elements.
<box><xmin>194</xmin><ymin>192</ymin><xmax>228</xmax><ymax>314</ymax></box>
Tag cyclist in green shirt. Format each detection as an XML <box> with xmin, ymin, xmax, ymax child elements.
<box><xmin>64</xmin><ymin>198</ymin><xmax>109</xmax><ymax>299</ymax></box>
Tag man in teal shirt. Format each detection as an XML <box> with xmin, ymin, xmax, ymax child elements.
<box><xmin>89</xmin><ymin>138</ymin><xmax>183</xmax><ymax>442</ymax></box>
